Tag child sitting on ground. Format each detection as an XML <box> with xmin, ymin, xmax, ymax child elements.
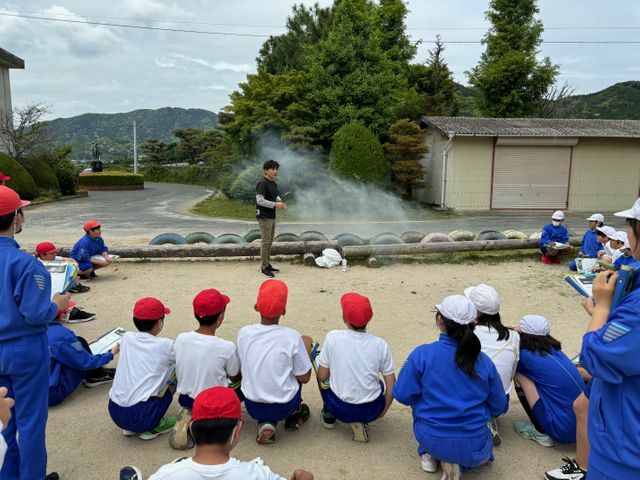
<box><xmin>614</xmin><ymin>234</ymin><xmax>635</xmax><ymax>269</ymax></box>
<box><xmin>47</xmin><ymin>302</ymin><xmax>118</xmax><ymax>406</ymax></box>
<box><xmin>569</xmin><ymin>213</ymin><xmax>604</xmax><ymax>271</ymax></box>
<box><xmin>393</xmin><ymin>295</ymin><xmax>508</xmax><ymax>479</ymax></box>
<box><xmin>108</xmin><ymin>297</ymin><xmax>177</xmax><ymax>440</ymax></box>
<box><xmin>119</xmin><ymin>386</ymin><xmax>314</xmax><ymax>480</ymax></box>
<box><xmin>539</xmin><ymin>211</ymin><xmax>571</xmax><ymax>264</ymax></box>
<box><xmin>236</xmin><ymin>279</ymin><xmax>313</xmax><ymax>444</ymax></box>
<box><xmin>170</xmin><ymin>289</ymin><xmax>242</xmax><ymax>450</ymax></box>
<box><xmin>35</xmin><ymin>241</ymin><xmax>90</xmax><ymax>293</ymax></box>
<box><xmin>315</xmin><ymin>293</ymin><xmax>395</xmax><ymax>443</ymax></box>
<box><xmin>70</xmin><ymin>220</ymin><xmax>112</xmax><ymax>279</ymax></box>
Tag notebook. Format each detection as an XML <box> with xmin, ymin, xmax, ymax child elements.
<box><xmin>90</xmin><ymin>327</ymin><xmax>127</xmax><ymax>354</ymax></box>
<box><xmin>42</xmin><ymin>261</ymin><xmax>78</xmax><ymax>299</ymax></box>
<box><xmin>91</xmin><ymin>254</ymin><xmax>120</xmax><ymax>262</ymax></box>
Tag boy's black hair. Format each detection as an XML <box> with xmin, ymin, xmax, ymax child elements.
<box><xmin>596</xmin><ymin>230</ymin><xmax>607</xmax><ymax>238</ymax></box>
<box><xmin>263</xmin><ymin>159</ymin><xmax>279</xmax><ymax>171</ymax></box>
<box><xmin>195</xmin><ymin>309</ymin><xmax>224</xmax><ymax>327</ymax></box>
<box><xmin>0</xmin><ymin>211</ymin><xmax>16</xmax><ymax>231</ymax></box>
<box><xmin>133</xmin><ymin>316</ymin><xmax>163</xmax><ymax>332</ymax></box>
<box><xmin>627</xmin><ymin>218</ymin><xmax>640</xmax><ymax>242</ymax></box>
<box><xmin>190</xmin><ymin>418</ymin><xmax>239</xmax><ymax>445</ymax></box>
<box><xmin>519</xmin><ymin>332</ymin><xmax>562</xmax><ymax>355</ymax></box>
<box><xmin>476</xmin><ymin>312</ymin><xmax>511</xmax><ymax>342</ymax></box>
<box><xmin>441</xmin><ymin>315</ymin><xmax>481</xmax><ymax>378</ymax></box>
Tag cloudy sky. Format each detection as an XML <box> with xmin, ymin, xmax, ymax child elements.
<box><xmin>2</xmin><ymin>0</ymin><xmax>639</xmax><ymax>119</ymax></box>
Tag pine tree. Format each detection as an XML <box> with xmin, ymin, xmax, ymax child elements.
<box><xmin>383</xmin><ymin>119</ymin><xmax>427</xmax><ymax>198</ymax></box>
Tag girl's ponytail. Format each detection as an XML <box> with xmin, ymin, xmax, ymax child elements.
<box><xmin>444</xmin><ymin>317</ymin><xmax>482</xmax><ymax>378</ymax></box>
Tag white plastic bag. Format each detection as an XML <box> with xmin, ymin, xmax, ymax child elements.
<box><xmin>315</xmin><ymin>248</ymin><xmax>343</xmax><ymax>268</ymax></box>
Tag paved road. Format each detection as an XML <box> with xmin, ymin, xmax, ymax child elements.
<box><xmin>19</xmin><ymin>182</ymin><xmax>628</xmax><ymax>247</ymax></box>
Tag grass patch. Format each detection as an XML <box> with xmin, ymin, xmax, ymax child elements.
<box><xmin>79</xmin><ymin>171</ymin><xmax>144</xmax><ymax>187</ymax></box>
<box><xmin>350</xmin><ymin>249</ymin><xmax>540</xmax><ymax>267</ymax></box>
<box><xmin>191</xmin><ymin>194</ymin><xmax>256</xmax><ymax>220</ymax></box>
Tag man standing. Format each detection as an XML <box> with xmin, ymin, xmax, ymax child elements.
<box><xmin>0</xmin><ymin>186</ymin><xmax>69</xmax><ymax>479</ymax></box>
<box><xmin>255</xmin><ymin>160</ymin><xmax>286</xmax><ymax>278</ymax></box>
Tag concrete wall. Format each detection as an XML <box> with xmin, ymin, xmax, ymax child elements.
<box><xmin>446</xmin><ymin>136</ymin><xmax>494</xmax><ymax>209</ymax></box>
<box><xmin>414</xmin><ymin>129</ymin><xmax>447</xmax><ymax>205</ymax></box>
<box><xmin>569</xmin><ymin>138</ymin><xmax>640</xmax><ymax>211</ymax></box>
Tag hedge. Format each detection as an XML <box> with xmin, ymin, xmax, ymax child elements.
<box><xmin>23</xmin><ymin>156</ymin><xmax>60</xmax><ymax>193</ymax></box>
<box><xmin>143</xmin><ymin>165</ymin><xmax>219</xmax><ymax>187</ymax></box>
<box><xmin>330</xmin><ymin>121</ymin><xmax>388</xmax><ymax>183</ymax></box>
<box><xmin>79</xmin><ymin>171</ymin><xmax>144</xmax><ymax>187</ymax></box>
<box><xmin>0</xmin><ymin>152</ymin><xmax>39</xmax><ymax>199</ymax></box>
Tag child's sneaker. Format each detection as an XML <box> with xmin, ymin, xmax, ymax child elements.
<box><xmin>83</xmin><ymin>368</ymin><xmax>116</xmax><ymax>387</ymax></box>
<box><xmin>350</xmin><ymin>422</ymin><xmax>370</xmax><ymax>443</ymax></box>
<box><xmin>514</xmin><ymin>420</ymin><xmax>554</xmax><ymax>447</ymax></box>
<box><xmin>122</xmin><ymin>429</ymin><xmax>138</xmax><ymax>437</ymax></box>
<box><xmin>284</xmin><ymin>403</ymin><xmax>310</xmax><ymax>431</ymax></box>
<box><xmin>66</xmin><ymin>307</ymin><xmax>96</xmax><ymax>324</ymax></box>
<box><xmin>489</xmin><ymin>417</ymin><xmax>501</xmax><ymax>446</ymax></box>
<box><xmin>168</xmin><ymin>407</ymin><xmax>194</xmax><ymax>450</ymax></box>
<box><xmin>139</xmin><ymin>416</ymin><xmax>177</xmax><ymax>440</ymax></box>
<box><xmin>420</xmin><ymin>453</ymin><xmax>438</xmax><ymax>473</ymax></box>
<box><xmin>441</xmin><ymin>462</ymin><xmax>461</xmax><ymax>480</ymax></box>
<box><xmin>119</xmin><ymin>465</ymin><xmax>142</xmax><ymax>480</ymax></box>
<box><xmin>321</xmin><ymin>408</ymin><xmax>336</xmax><ymax>429</ymax></box>
<box><xmin>256</xmin><ymin>422</ymin><xmax>276</xmax><ymax>444</ymax></box>
<box><xmin>545</xmin><ymin>457</ymin><xmax>587</xmax><ymax>480</ymax></box>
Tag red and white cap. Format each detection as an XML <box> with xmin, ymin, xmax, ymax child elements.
<box><xmin>340</xmin><ymin>293</ymin><xmax>373</xmax><ymax>327</ymax></box>
<box><xmin>193</xmin><ymin>289</ymin><xmax>230</xmax><ymax>317</ymax></box>
<box><xmin>36</xmin><ymin>241</ymin><xmax>58</xmax><ymax>256</ymax></box>
<box><xmin>193</xmin><ymin>386</ymin><xmax>242</xmax><ymax>421</ymax></box>
<box><xmin>0</xmin><ymin>186</ymin><xmax>30</xmax><ymax>216</ymax></box>
<box><xmin>133</xmin><ymin>297</ymin><xmax>170</xmax><ymax>321</ymax></box>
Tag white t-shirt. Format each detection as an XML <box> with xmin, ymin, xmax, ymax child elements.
<box><xmin>175</xmin><ymin>332</ymin><xmax>240</xmax><ymax>398</ymax></box>
<box><xmin>604</xmin><ymin>241</ymin><xmax>615</xmax><ymax>257</ymax></box>
<box><xmin>148</xmin><ymin>457</ymin><xmax>286</xmax><ymax>480</ymax></box>
<box><xmin>612</xmin><ymin>248</ymin><xmax>623</xmax><ymax>263</ymax></box>
<box><xmin>109</xmin><ymin>332</ymin><xmax>175</xmax><ymax>407</ymax></box>
<box><xmin>236</xmin><ymin>324</ymin><xmax>311</xmax><ymax>404</ymax></box>
<box><xmin>317</xmin><ymin>329</ymin><xmax>395</xmax><ymax>404</ymax></box>
<box><xmin>474</xmin><ymin>325</ymin><xmax>520</xmax><ymax>394</ymax></box>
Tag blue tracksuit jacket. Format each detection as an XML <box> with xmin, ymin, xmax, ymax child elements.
<box><xmin>539</xmin><ymin>224</ymin><xmax>569</xmax><ymax>254</ymax></box>
<box><xmin>614</xmin><ymin>254</ymin><xmax>635</xmax><ymax>270</ymax></box>
<box><xmin>69</xmin><ymin>234</ymin><xmax>108</xmax><ymax>266</ymax></box>
<box><xmin>580</xmin><ymin>229</ymin><xmax>602</xmax><ymax>258</ymax></box>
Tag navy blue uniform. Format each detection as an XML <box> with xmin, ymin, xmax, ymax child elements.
<box><xmin>539</xmin><ymin>223</ymin><xmax>569</xmax><ymax>255</ymax></box>
<box><xmin>0</xmin><ymin>236</ymin><xmax>58</xmax><ymax>480</ymax></box>
<box><xmin>69</xmin><ymin>233</ymin><xmax>108</xmax><ymax>272</ymax></box>
<box><xmin>393</xmin><ymin>334</ymin><xmax>508</xmax><ymax>472</ymax></box>
<box><xmin>570</xmin><ymin>229</ymin><xmax>603</xmax><ymax>270</ymax></box>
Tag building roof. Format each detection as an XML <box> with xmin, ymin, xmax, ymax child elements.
<box><xmin>422</xmin><ymin>116</ymin><xmax>640</xmax><ymax>139</ymax></box>
<box><xmin>0</xmin><ymin>48</ymin><xmax>24</xmax><ymax>69</ymax></box>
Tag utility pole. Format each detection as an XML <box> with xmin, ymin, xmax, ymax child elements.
<box><xmin>133</xmin><ymin>120</ymin><xmax>138</xmax><ymax>173</ymax></box>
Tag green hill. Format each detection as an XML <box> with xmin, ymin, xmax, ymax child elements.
<box><xmin>44</xmin><ymin>107</ymin><xmax>217</xmax><ymax>161</ymax></box>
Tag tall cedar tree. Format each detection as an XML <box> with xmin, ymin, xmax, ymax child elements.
<box><xmin>466</xmin><ymin>0</ymin><xmax>558</xmax><ymax>117</ymax></box>
<box><xmin>330</xmin><ymin>121</ymin><xmax>387</xmax><ymax>183</ymax></box>
<box><xmin>383</xmin><ymin>119</ymin><xmax>427</xmax><ymax>198</ymax></box>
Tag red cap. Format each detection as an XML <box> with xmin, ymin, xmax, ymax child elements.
<box><xmin>255</xmin><ymin>279</ymin><xmax>288</xmax><ymax>318</ymax></box>
<box><xmin>36</xmin><ymin>241</ymin><xmax>58</xmax><ymax>256</ymax></box>
<box><xmin>133</xmin><ymin>297</ymin><xmax>170</xmax><ymax>321</ymax></box>
<box><xmin>0</xmin><ymin>186</ymin><xmax>30</xmax><ymax>216</ymax></box>
<box><xmin>193</xmin><ymin>386</ymin><xmax>242</xmax><ymax>421</ymax></box>
<box><xmin>57</xmin><ymin>301</ymin><xmax>77</xmax><ymax>317</ymax></box>
<box><xmin>0</xmin><ymin>171</ymin><xmax>10</xmax><ymax>182</ymax></box>
<box><xmin>83</xmin><ymin>220</ymin><xmax>100</xmax><ymax>233</ymax></box>
<box><xmin>341</xmin><ymin>293</ymin><xmax>373</xmax><ymax>327</ymax></box>
<box><xmin>193</xmin><ymin>289</ymin><xmax>230</xmax><ymax>317</ymax></box>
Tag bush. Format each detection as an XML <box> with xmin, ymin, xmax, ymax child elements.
<box><xmin>143</xmin><ymin>165</ymin><xmax>219</xmax><ymax>187</ymax></box>
<box><xmin>142</xmin><ymin>165</ymin><xmax>171</xmax><ymax>182</ymax></box>
<box><xmin>56</xmin><ymin>158</ymin><xmax>79</xmax><ymax>195</ymax></box>
<box><xmin>78</xmin><ymin>171</ymin><xmax>144</xmax><ymax>187</ymax></box>
<box><xmin>0</xmin><ymin>152</ymin><xmax>38</xmax><ymax>199</ymax></box>
<box><xmin>228</xmin><ymin>164</ymin><xmax>262</xmax><ymax>203</ymax></box>
<box><xmin>330</xmin><ymin>121</ymin><xmax>388</xmax><ymax>183</ymax></box>
<box><xmin>22</xmin><ymin>155</ymin><xmax>60</xmax><ymax>193</ymax></box>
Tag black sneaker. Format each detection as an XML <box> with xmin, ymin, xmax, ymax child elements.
<box><xmin>260</xmin><ymin>268</ymin><xmax>275</xmax><ymax>278</ymax></box>
<box><xmin>78</xmin><ymin>274</ymin><xmax>90</xmax><ymax>280</ymax></box>
<box><xmin>46</xmin><ymin>473</ymin><xmax>60</xmax><ymax>480</ymax></box>
<box><xmin>69</xmin><ymin>283</ymin><xmax>90</xmax><ymax>293</ymax></box>
<box><xmin>67</xmin><ymin>308</ymin><xmax>96</xmax><ymax>324</ymax></box>
<box><xmin>84</xmin><ymin>369</ymin><xmax>116</xmax><ymax>387</ymax></box>
<box><xmin>119</xmin><ymin>466</ymin><xmax>142</xmax><ymax>480</ymax></box>
<box><xmin>267</xmin><ymin>264</ymin><xmax>280</xmax><ymax>272</ymax></box>
<box><xmin>285</xmin><ymin>403</ymin><xmax>310</xmax><ymax>431</ymax></box>
<box><xmin>545</xmin><ymin>457</ymin><xmax>587</xmax><ymax>480</ymax></box>
<box><xmin>321</xmin><ymin>408</ymin><xmax>336</xmax><ymax>429</ymax></box>
<box><xmin>89</xmin><ymin>271</ymin><xmax>97</xmax><ymax>278</ymax></box>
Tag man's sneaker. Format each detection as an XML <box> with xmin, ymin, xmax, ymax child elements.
<box><xmin>545</xmin><ymin>457</ymin><xmax>587</xmax><ymax>480</ymax></box>
<box><xmin>69</xmin><ymin>283</ymin><xmax>90</xmax><ymax>293</ymax></box>
<box><xmin>256</xmin><ymin>422</ymin><xmax>276</xmax><ymax>444</ymax></box>
<box><xmin>441</xmin><ymin>462</ymin><xmax>461</xmax><ymax>480</ymax></box>
<box><xmin>67</xmin><ymin>307</ymin><xmax>96</xmax><ymax>324</ymax></box>
<box><xmin>168</xmin><ymin>407</ymin><xmax>194</xmax><ymax>450</ymax></box>
<box><xmin>46</xmin><ymin>474</ymin><xmax>60</xmax><ymax>480</ymax></box>
<box><xmin>321</xmin><ymin>408</ymin><xmax>336</xmax><ymax>429</ymax></box>
<box><xmin>284</xmin><ymin>403</ymin><xmax>310</xmax><ymax>431</ymax></box>
<box><xmin>514</xmin><ymin>421</ymin><xmax>554</xmax><ymax>447</ymax></box>
<box><xmin>122</xmin><ymin>429</ymin><xmax>138</xmax><ymax>437</ymax></box>
<box><xmin>267</xmin><ymin>264</ymin><xmax>280</xmax><ymax>272</ymax></box>
<box><xmin>421</xmin><ymin>453</ymin><xmax>438</xmax><ymax>473</ymax></box>
<box><xmin>260</xmin><ymin>267</ymin><xmax>275</xmax><ymax>278</ymax></box>
<box><xmin>119</xmin><ymin>465</ymin><xmax>142</xmax><ymax>480</ymax></box>
<box><xmin>83</xmin><ymin>369</ymin><xmax>115</xmax><ymax>387</ymax></box>
<box><xmin>139</xmin><ymin>416</ymin><xmax>177</xmax><ymax>440</ymax></box>
<box><xmin>489</xmin><ymin>417</ymin><xmax>501</xmax><ymax>446</ymax></box>
<box><xmin>350</xmin><ymin>422</ymin><xmax>370</xmax><ymax>443</ymax></box>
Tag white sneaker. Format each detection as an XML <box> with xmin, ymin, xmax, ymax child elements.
<box><xmin>489</xmin><ymin>417</ymin><xmax>501</xmax><ymax>446</ymax></box>
<box><xmin>440</xmin><ymin>462</ymin><xmax>461</xmax><ymax>480</ymax></box>
<box><xmin>122</xmin><ymin>429</ymin><xmax>137</xmax><ymax>437</ymax></box>
<box><xmin>421</xmin><ymin>453</ymin><xmax>438</xmax><ymax>473</ymax></box>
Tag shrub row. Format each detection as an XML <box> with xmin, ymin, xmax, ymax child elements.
<box><xmin>79</xmin><ymin>171</ymin><xmax>144</xmax><ymax>187</ymax></box>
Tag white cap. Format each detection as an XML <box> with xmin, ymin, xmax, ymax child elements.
<box><xmin>436</xmin><ymin>295</ymin><xmax>477</xmax><ymax>325</ymax></box>
<box><xmin>608</xmin><ymin>230</ymin><xmax>629</xmax><ymax>248</ymax></box>
<box><xmin>586</xmin><ymin>213</ymin><xmax>604</xmax><ymax>223</ymax></box>
<box><xmin>596</xmin><ymin>226</ymin><xmax>616</xmax><ymax>238</ymax></box>
<box><xmin>464</xmin><ymin>284</ymin><xmax>501</xmax><ymax>315</ymax></box>
<box><xmin>552</xmin><ymin>210</ymin><xmax>565</xmax><ymax>220</ymax></box>
<box><xmin>615</xmin><ymin>198</ymin><xmax>640</xmax><ymax>221</ymax></box>
<box><xmin>519</xmin><ymin>315</ymin><xmax>550</xmax><ymax>336</ymax></box>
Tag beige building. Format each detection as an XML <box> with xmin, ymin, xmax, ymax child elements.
<box><xmin>0</xmin><ymin>48</ymin><xmax>25</xmax><ymax>154</ymax></box>
<box><xmin>417</xmin><ymin>116</ymin><xmax>640</xmax><ymax>211</ymax></box>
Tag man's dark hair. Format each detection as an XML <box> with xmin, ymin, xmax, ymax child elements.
<box><xmin>263</xmin><ymin>160</ymin><xmax>279</xmax><ymax>171</ymax></box>
<box><xmin>133</xmin><ymin>317</ymin><xmax>163</xmax><ymax>332</ymax></box>
<box><xmin>190</xmin><ymin>418</ymin><xmax>239</xmax><ymax>445</ymax></box>
<box><xmin>0</xmin><ymin>211</ymin><xmax>16</xmax><ymax>231</ymax></box>
<box><xmin>195</xmin><ymin>309</ymin><xmax>224</xmax><ymax>327</ymax></box>
<box><xmin>519</xmin><ymin>332</ymin><xmax>562</xmax><ymax>355</ymax></box>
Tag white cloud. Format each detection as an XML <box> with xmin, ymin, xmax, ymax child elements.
<box><xmin>198</xmin><ymin>84</ymin><xmax>227</xmax><ymax>90</ymax></box>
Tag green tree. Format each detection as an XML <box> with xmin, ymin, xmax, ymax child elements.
<box><xmin>330</xmin><ymin>121</ymin><xmax>387</xmax><ymax>183</ymax></box>
<box><xmin>140</xmin><ymin>139</ymin><xmax>170</xmax><ymax>165</ymax></box>
<box><xmin>466</xmin><ymin>0</ymin><xmax>558</xmax><ymax>117</ymax></box>
<box><xmin>377</xmin><ymin>0</ymin><xmax>417</xmax><ymax>66</ymax></box>
<box><xmin>383</xmin><ymin>119</ymin><xmax>427</xmax><ymax>198</ymax></box>
<box><xmin>257</xmin><ymin>3</ymin><xmax>333</xmax><ymax>75</ymax></box>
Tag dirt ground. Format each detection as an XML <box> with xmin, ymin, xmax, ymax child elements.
<box><xmin>46</xmin><ymin>257</ymin><xmax>585</xmax><ymax>480</ymax></box>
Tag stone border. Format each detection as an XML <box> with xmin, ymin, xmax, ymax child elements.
<box><xmin>83</xmin><ymin>185</ymin><xmax>145</xmax><ymax>191</ymax></box>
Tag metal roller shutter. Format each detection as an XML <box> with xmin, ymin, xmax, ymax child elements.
<box><xmin>491</xmin><ymin>146</ymin><xmax>571</xmax><ymax>209</ymax></box>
